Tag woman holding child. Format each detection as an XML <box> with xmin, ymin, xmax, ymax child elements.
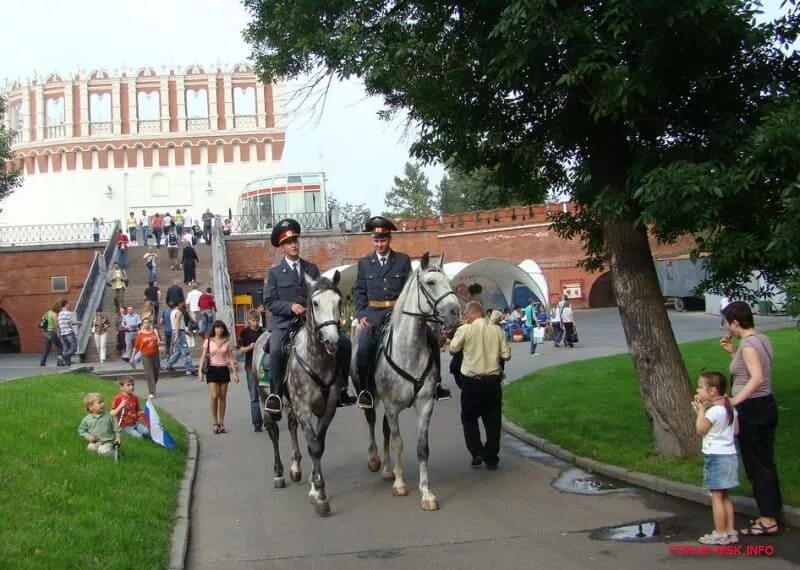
<box><xmin>199</xmin><ymin>320</ymin><xmax>240</xmax><ymax>434</ymax></box>
<box><xmin>720</xmin><ymin>301</ymin><xmax>782</xmax><ymax>536</ymax></box>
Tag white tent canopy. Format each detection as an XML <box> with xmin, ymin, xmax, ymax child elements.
<box><xmin>518</xmin><ymin>259</ymin><xmax>550</xmax><ymax>306</ymax></box>
<box><xmin>448</xmin><ymin>257</ymin><xmax>548</xmax><ymax>310</ymax></box>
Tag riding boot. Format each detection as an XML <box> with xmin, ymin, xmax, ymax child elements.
<box><xmin>265</xmin><ymin>376</ymin><xmax>282</xmax><ymax>414</ymax></box>
<box><xmin>338</xmin><ymin>387</ymin><xmax>356</xmax><ymax>407</ymax></box>
<box><xmin>356</xmin><ymin>364</ymin><xmax>374</xmax><ymax>409</ymax></box>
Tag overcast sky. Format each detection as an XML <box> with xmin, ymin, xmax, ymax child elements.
<box><xmin>0</xmin><ymin>0</ymin><xmax>443</xmax><ymax>213</ymax></box>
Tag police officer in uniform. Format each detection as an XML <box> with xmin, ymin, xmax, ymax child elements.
<box><xmin>263</xmin><ymin>219</ymin><xmax>355</xmax><ymax>414</ymax></box>
<box><xmin>352</xmin><ymin>216</ymin><xmax>452</xmax><ymax>409</ymax></box>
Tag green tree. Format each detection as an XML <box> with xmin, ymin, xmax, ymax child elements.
<box><xmin>327</xmin><ymin>193</ymin><xmax>369</xmax><ymax>231</ymax></box>
<box><xmin>0</xmin><ymin>97</ymin><xmax>22</xmax><ymax>200</ymax></box>
<box><xmin>383</xmin><ymin>161</ymin><xmax>434</xmax><ymax>218</ymax></box>
<box><xmin>245</xmin><ymin>1</ymin><xmax>800</xmax><ymax>457</ymax></box>
<box><xmin>436</xmin><ymin>165</ymin><xmax>513</xmax><ymax>214</ymax></box>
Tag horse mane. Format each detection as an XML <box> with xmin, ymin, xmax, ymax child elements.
<box><xmin>312</xmin><ymin>276</ymin><xmax>340</xmax><ymax>296</ymax></box>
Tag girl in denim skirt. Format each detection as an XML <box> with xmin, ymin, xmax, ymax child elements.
<box><xmin>692</xmin><ymin>371</ymin><xmax>739</xmax><ymax>545</ymax></box>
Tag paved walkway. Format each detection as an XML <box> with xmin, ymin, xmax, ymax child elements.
<box><xmin>2</xmin><ymin>309</ymin><xmax>797</xmax><ymax>568</ymax></box>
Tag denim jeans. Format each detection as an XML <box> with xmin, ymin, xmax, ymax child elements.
<box><xmin>147</xmin><ymin>264</ymin><xmax>157</xmax><ymax>284</ymax></box>
<box><xmin>140</xmin><ymin>226</ymin><xmax>148</xmax><ymax>246</ymax></box>
<box><xmin>60</xmin><ymin>333</ymin><xmax>77</xmax><ymax>365</ymax></box>
<box><xmin>122</xmin><ymin>422</ymin><xmax>151</xmax><ymax>439</ymax></box>
<box><xmin>124</xmin><ymin>332</ymin><xmax>137</xmax><ymax>359</ymax></box>
<box><xmin>166</xmin><ymin>331</ymin><xmax>196</xmax><ymax>372</ymax></box>
<box><xmin>153</xmin><ymin>228</ymin><xmax>163</xmax><ymax>247</ymax></box>
<box><xmin>551</xmin><ymin>322</ymin><xmax>564</xmax><ymax>345</ymax></box>
<box><xmin>245</xmin><ymin>366</ymin><xmax>263</xmax><ymax>427</ymax></box>
<box><xmin>40</xmin><ymin>331</ymin><xmax>63</xmax><ymax>365</ymax></box>
<box><xmin>116</xmin><ymin>247</ymin><xmax>128</xmax><ymax>269</ymax></box>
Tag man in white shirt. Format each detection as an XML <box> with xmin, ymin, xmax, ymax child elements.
<box><xmin>183</xmin><ymin>209</ymin><xmax>193</xmax><ymax>229</ymax></box>
<box><xmin>185</xmin><ymin>284</ymin><xmax>203</xmax><ymax>330</ymax></box>
<box><xmin>138</xmin><ymin>210</ymin><xmax>149</xmax><ymax>246</ymax></box>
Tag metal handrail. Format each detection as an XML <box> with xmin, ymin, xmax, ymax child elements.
<box><xmin>211</xmin><ymin>217</ymin><xmax>236</xmax><ymax>342</ymax></box>
<box><xmin>227</xmin><ymin>212</ymin><xmax>332</xmax><ymax>234</ymax></box>
<box><xmin>0</xmin><ymin>221</ymin><xmax>117</xmax><ymax>246</ymax></box>
<box><xmin>76</xmin><ymin>220</ymin><xmax>120</xmax><ymax>358</ymax></box>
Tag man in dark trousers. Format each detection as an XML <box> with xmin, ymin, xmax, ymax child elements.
<box><xmin>449</xmin><ymin>301</ymin><xmax>511</xmax><ymax>470</ymax></box>
<box><xmin>165</xmin><ymin>279</ymin><xmax>185</xmax><ymax>308</ymax></box>
<box><xmin>263</xmin><ymin>219</ymin><xmax>355</xmax><ymax>414</ymax></box>
<box><xmin>352</xmin><ymin>216</ymin><xmax>451</xmax><ymax>409</ymax></box>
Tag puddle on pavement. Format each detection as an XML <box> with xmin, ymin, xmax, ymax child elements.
<box><xmin>552</xmin><ymin>467</ymin><xmax>628</xmax><ymax>495</ymax></box>
<box><xmin>502</xmin><ymin>435</ymin><xmax>629</xmax><ymax>496</ymax></box>
<box><xmin>501</xmin><ymin>435</ymin><xmax>571</xmax><ymax>469</ymax></box>
<box><xmin>589</xmin><ymin>517</ymin><xmax>685</xmax><ymax>542</ymax></box>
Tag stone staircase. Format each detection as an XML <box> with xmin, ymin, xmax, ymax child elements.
<box><xmin>83</xmin><ymin>242</ymin><xmax>215</xmax><ymax>364</ymax></box>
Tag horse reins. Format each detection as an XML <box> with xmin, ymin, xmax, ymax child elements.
<box><xmin>289</xmin><ymin>290</ymin><xmax>340</xmax><ymax>399</ymax></box>
<box><xmin>382</xmin><ymin>266</ymin><xmax>454</xmax><ymax>404</ymax></box>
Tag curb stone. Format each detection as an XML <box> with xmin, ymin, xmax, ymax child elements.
<box><xmin>502</xmin><ymin>418</ymin><xmax>800</xmax><ymax>529</ymax></box>
<box><xmin>169</xmin><ymin>428</ymin><xmax>198</xmax><ymax>570</ymax></box>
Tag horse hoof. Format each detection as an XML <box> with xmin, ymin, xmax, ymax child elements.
<box><xmin>381</xmin><ymin>471</ymin><xmax>395</xmax><ymax>481</ymax></box>
<box><xmin>273</xmin><ymin>477</ymin><xmax>286</xmax><ymax>489</ymax></box>
<box><xmin>421</xmin><ymin>498</ymin><xmax>440</xmax><ymax>511</ymax></box>
<box><xmin>368</xmin><ymin>457</ymin><xmax>381</xmax><ymax>472</ymax></box>
<box><xmin>315</xmin><ymin>500</ymin><xmax>331</xmax><ymax>517</ymax></box>
<box><xmin>392</xmin><ymin>485</ymin><xmax>409</xmax><ymax>497</ymax></box>
<box><xmin>290</xmin><ymin>469</ymin><xmax>302</xmax><ymax>483</ymax></box>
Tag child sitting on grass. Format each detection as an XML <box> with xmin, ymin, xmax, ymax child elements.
<box><xmin>78</xmin><ymin>393</ymin><xmax>120</xmax><ymax>456</ymax></box>
<box><xmin>111</xmin><ymin>377</ymin><xmax>151</xmax><ymax>439</ymax></box>
<box><xmin>692</xmin><ymin>371</ymin><xmax>739</xmax><ymax>545</ymax></box>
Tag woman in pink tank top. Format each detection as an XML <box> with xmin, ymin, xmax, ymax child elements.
<box><xmin>720</xmin><ymin>301</ymin><xmax>781</xmax><ymax>536</ymax></box>
<box><xmin>199</xmin><ymin>320</ymin><xmax>240</xmax><ymax>434</ymax></box>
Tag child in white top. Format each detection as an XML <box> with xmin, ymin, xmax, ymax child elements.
<box><xmin>692</xmin><ymin>371</ymin><xmax>739</xmax><ymax>545</ymax></box>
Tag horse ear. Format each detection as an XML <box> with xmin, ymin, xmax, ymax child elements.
<box><xmin>333</xmin><ymin>270</ymin><xmax>341</xmax><ymax>286</ymax></box>
<box><xmin>420</xmin><ymin>251</ymin><xmax>430</xmax><ymax>270</ymax></box>
<box><xmin>439</xmin><ymin>252</ymin><xmax>445</xmax><ymax>267</ymax></box>
<box><xmin>304</xmin><ymin>273</ymin><xmax>316</xmax><ymax>289</ymax></box>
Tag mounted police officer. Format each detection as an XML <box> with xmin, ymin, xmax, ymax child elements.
<box><xmin>352</xmin><ymin>216</ymin><xmax>452</xmax><ymax>409</ymax></box>
<box><xmin>263</xmin><ymin>219</ymin><xmax>355</xmax><ymax>414</ymax></box>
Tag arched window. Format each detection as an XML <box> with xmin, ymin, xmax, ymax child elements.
<box><xmin>89</xmin><ymin>93</ymin><xmax>112</xmax><ymax>135</ymax></box>
<box><xmin>185</xmin><ymin>89</ymin><xmax>209</xmax><ymax>130</ymax></box>
<box><xmin>137</xmin><ymin>91</ymin><xmax>161</xmax><ymax>133</ymax></box>
<box><xmin>45</xmin><ymin>97</ymin><xmax>65</xmax><ymax>139</ymax></box>
<box><xmin>233</xmin><ymin>87</ymin><xmax>256</xmax><ymax>128</ymax></box>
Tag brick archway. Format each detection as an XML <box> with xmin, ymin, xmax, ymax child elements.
<box><xmin>0</xmin><ymin>308</ymin><xmax>21</xmax><ymax>353</ymax></box>
<box><xmin>588</xmin><ymin>271</ymin><xmax>617</xmax><ymax>308</ymax></box>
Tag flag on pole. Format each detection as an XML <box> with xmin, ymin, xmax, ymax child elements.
<box><xmin>143</xmin><ymin>399</ymin><xmax>176</xmax><ymax>448</ymax></box>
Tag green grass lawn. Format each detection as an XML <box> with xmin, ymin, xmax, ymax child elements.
<box><xmin>0</xmin><ymin>373</ymin><xmax>188</xmax><ymax>570</ymax></box>
<box><xmin>504</xmin><ymin>327</ymin><xmax>799</xmax><ymax>507</ymax></box>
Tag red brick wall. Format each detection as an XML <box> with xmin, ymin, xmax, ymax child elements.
<box><xmin>0</xmin><ymin>245</ymin><xmax>102</xmax><ymax>353</ymax></box>
<box><xmin>226</xmin><ymin>218</ymin><xmax>695</xmax><ymax>311</ymax></box>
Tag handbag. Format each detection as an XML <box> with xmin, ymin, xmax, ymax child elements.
<box><xmin>38</xmin><ymin>313</ymin><xmax>48</xmax><ymax>329</ymax></box>
<box><xmin>201</xmin><ymin>339</ymin><xmax>210</xmax><ymax>375</ymax></box>
<box><xmin>533</xmin><ymin>327</ymin><xmax>545</xmax><ymax>343</ymax></box>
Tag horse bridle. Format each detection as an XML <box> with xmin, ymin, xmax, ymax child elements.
<box><xmin>307</xmin><ymin>290</ymin><xmax>341</xmax><ymax>345</ymax></box>
<box><xmin>402</xmin><ymin>267</ymin><xmax>457</xmax><ymax>324</ymax></box>
<box><xmin>290</xmin><ymin>289</ymin><xmax>341</xmax><ymax>400</ymax></box>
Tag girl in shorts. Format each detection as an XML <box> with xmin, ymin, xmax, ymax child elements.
<box><xmin>692</xmin><ymin>371</ymin><xmax>739</xmax><ymax>545</ymax></box>
<box><xmin>199</xmin><ymin>320</ymin><xmax>239</xmax><ymax>434</ymax></box>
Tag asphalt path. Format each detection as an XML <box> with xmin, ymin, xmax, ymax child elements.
<box><xmin>1</xmin><ymin>309</ymin><xmax>796</xmax><ymax>568</ymax></box>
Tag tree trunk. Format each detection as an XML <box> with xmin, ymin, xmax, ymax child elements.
<box><xmin>602</xmin><ymin>218</ymin><xmax>698</xmax><ymax>458</ymax></box>
<box><xmin>590</xmin><ymin>121</ymin><xmax>698</xmax><ymax>458</ymax></box>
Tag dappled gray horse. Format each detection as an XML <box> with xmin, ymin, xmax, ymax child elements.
<box><xmin>253</xmin><ymin>272</ymin><xmax>344</xmax><ymax>516</ymax></box>
<box><xmin>351</xmin><ymin>253</ymin><xmax>461</xmax><ymax>510</ymax></box>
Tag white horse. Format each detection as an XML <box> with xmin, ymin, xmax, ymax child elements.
<box><xmin>254</xmin><ymin>272</ymin><xmax>344</xmax><ymax>516</ymax></box>
<box><xmin>351</xmin><ymin>252</ymin><xmax>461</xmax><ymax>510</ymax></box>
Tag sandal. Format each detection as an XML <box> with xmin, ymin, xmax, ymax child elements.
<box><xmin>740</xmin><ymin>520</ymin><xmax>778</xmax><ymax>536</ymax></box>
<box><xmin>218</xmin><ymin>425</ymin><xmax>227</xmax><ymax>434</ymax></box>
<box><xmin>212</xmin><ymin>424</ymin><xmax>220</xmax><ymax>434</ymax></box>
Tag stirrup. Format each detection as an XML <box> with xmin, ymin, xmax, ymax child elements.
<box><xmin>264</xmin><ymin>394</ymin><xmax>282</xmax><ymax>414</ymax></box>
<box><xmin>356</xmin><ymin>390</ymin><xmax>374</xmax><ymax>410</ymax></box>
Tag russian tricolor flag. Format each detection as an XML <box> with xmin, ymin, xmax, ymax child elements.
<box><xmin>144</xmin><ymin>399</ymin><xmax>176</xmax><ymax>449</ymax></box>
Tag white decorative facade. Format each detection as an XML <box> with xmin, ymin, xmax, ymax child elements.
<box><xmin>1</xmin><ymin>64</ymin><xmax>286</xmax><ymax>225</ymax></box>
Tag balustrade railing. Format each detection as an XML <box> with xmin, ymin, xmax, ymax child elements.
<box><xmin>0</xmin><ymin>221</ymin><xmax>118</xmax><ymax>246</ymax></box>
<box><xmin>10</xmin><ymin>130</ymin><xmax>23</xmax><ymax>145</ymax></box>
<box><xmin>45</xmin><ymin>124</ymin><xmax>66</xmax><ymax>139</ymax></box>
<box><xmin>234</xmin><ymin>115</ymin><xmax>257</xmax><ymax>129</ymax></box>
<box><xmin>89</xmin><ymin>122</ymin><xmax>112</xmax><ymax>135</ymax></box>
<box><xmin>211</xmin><ymin>217</ymin><xmax>235</xmax><ymax>339</ymax></box>
<box><xmin>103</xmin><ymin>220</ymin><xmax>121</xmax><ymax>267</ymax></box>
<box><xmin>186</xmin><ymin>117</ymin><xmax>209</xmax><ymax>131</ymax></box>
<box><xmin>137</xmin><ymin>120</ymin><xmax>161</xmax><ymax>133</ymax></box>
<box><xmin>227</xmin><ymin>212</ymin><xmax>332</xmax><ymax>235</ymax></box>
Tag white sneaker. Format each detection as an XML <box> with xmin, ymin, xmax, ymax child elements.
<box><xmin>698</xmin><ymin>531</ymin><xmax>733</xmax><ymax>545</ymax></box>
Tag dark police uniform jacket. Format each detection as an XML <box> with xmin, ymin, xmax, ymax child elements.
<box><xmin>353</xmin><ymin>250</ymin><xmax>411</xmax><ymax>325</ymax></box>
<box><xmin>264</xmin><ymin>258</ymin><xmax>320</xmax><ymax>331</ymax></box>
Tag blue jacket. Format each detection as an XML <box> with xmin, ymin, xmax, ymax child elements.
<box><xmin>263</xmin><ymin>257</ymin><xmax>320</xmax><ymax>331</ymax></box>
<box><xmin>353</xmin><ymin>250</ymin><xmax>411</xmax><ymax>324</ymax></box>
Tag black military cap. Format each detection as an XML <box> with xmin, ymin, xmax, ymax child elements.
<box><xmin>271</xmin><ymin>218</ymin><xmax>302</xmax><ymax>247</ymax></box>
<box><xmin>365</xmin><ymin>216</ymin><xmax>397</xmax><ymax>237</ymax></box>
